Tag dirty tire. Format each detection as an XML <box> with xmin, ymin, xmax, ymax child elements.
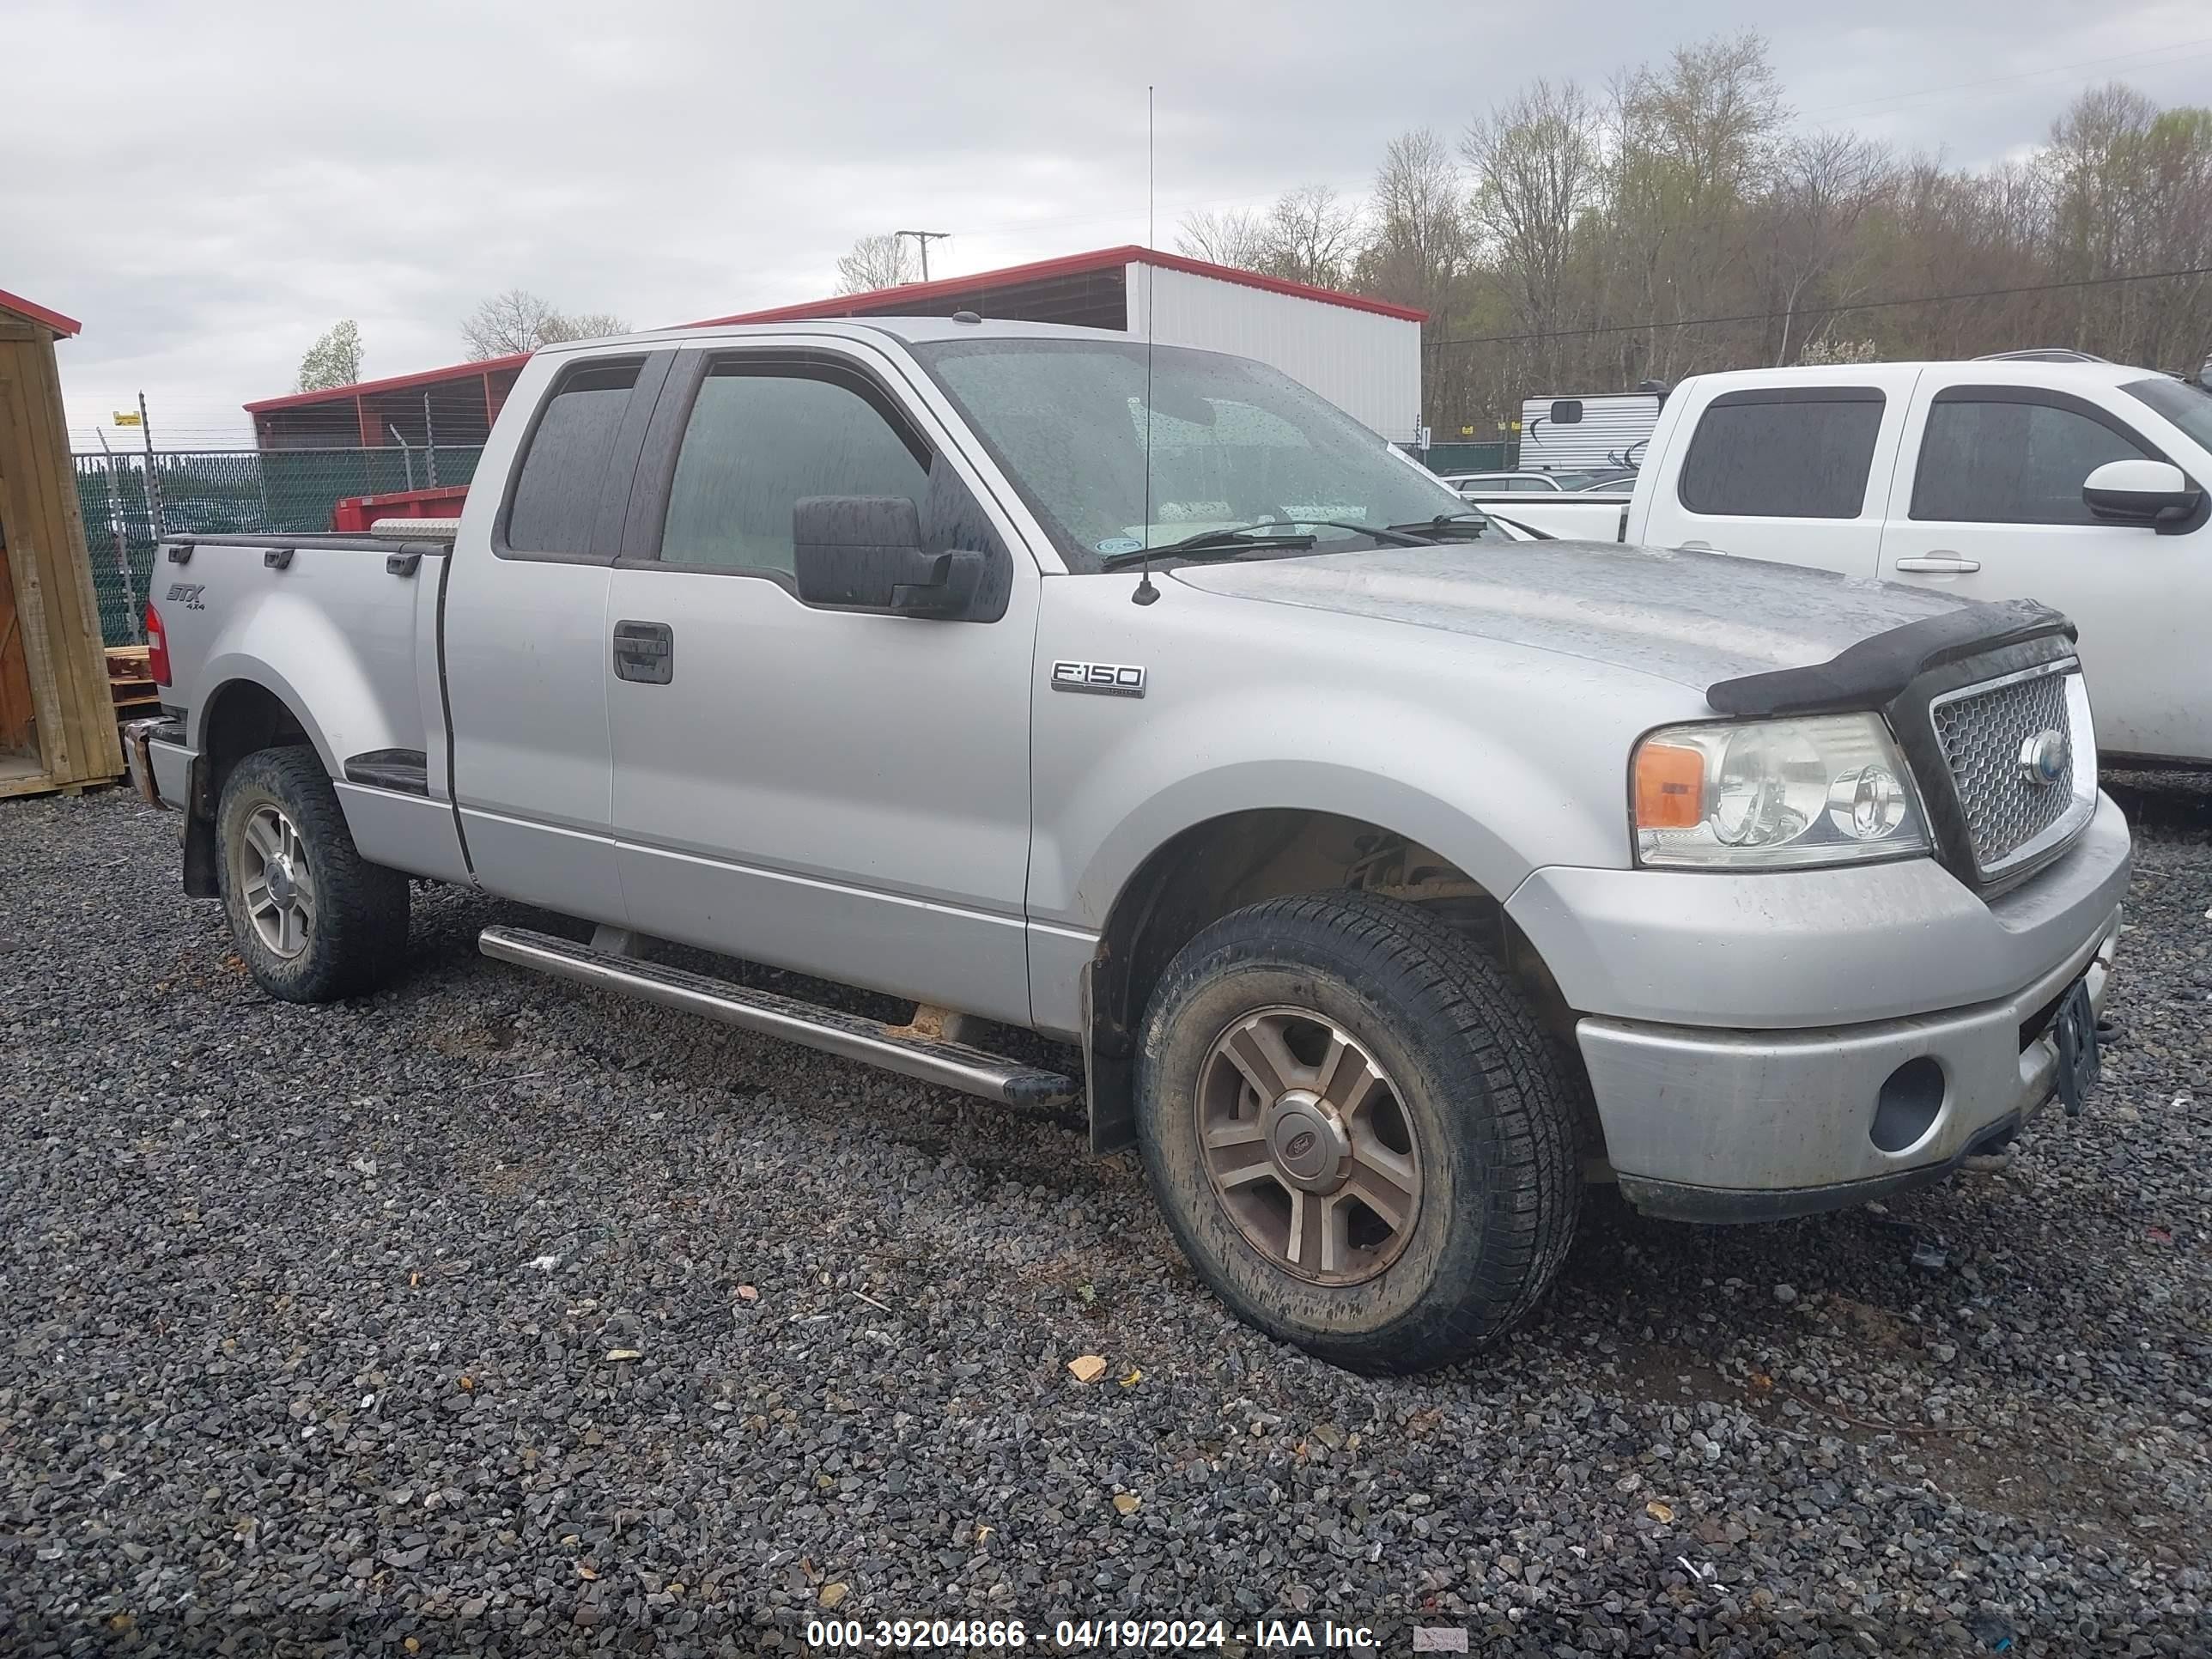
<box><xmin>216</xmin><ymin>746</ymin><xmax>409</xmax><ymax>1003</ymax></box>
<box><xmin>1136</xmin><ymin>890</ymin><xmax>1581</xmax><ymax>1374</ymax></box>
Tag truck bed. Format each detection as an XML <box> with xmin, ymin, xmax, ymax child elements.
<box><xmin>151</xmin><ymin>532</ymin><xmax>459</xmax><ymax>858</ymax></box>
<box><xmin>1465</xmin><ymin>494</ymin><xmax>1630</xmax><ymax>541</ymax></box>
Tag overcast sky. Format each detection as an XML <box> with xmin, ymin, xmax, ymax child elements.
<box><xmin>8</xmin><ymin>0</ymin><xmax>2208</xmax><ymax>447</ymax></box>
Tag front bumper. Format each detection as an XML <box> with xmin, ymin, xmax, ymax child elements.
<box><xmin>1504</xmin><ymin>790</ymin><xmax>2132</xmax><ymax>1221</ymax></box>
<box><xmin>1585</xmin><ymin>911</ymin><xmax>2116</xmax><ymax>1220</ymax></box>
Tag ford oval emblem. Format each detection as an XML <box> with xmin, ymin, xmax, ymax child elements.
<box><xmin>2017</xmin><ymin>728</ymin><xmax>2069</xmax><ymax>787</ymax></box>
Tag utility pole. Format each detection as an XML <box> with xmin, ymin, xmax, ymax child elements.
<box><xmin>895</xmin><ymin>230</ymin><xmax>951</xmax><ymax>283</ymax></box>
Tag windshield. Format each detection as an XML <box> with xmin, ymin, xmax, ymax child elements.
<box><xmin>2124</xmin><ymin>375</ymin><xmax>2212</xmax><ymax>455</ymax></box>
<box><xmin>911</xmin><ymin>337</ymin><xmax>1474</xmax><ymax>572</ymax></box>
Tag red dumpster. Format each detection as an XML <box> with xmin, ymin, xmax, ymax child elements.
<box><xmin>330</xmin><ymin>485</ymin><xmax>468</xmax><ymax>532</ymax></box>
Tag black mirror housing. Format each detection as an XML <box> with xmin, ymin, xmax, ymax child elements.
<box><xmin>791</xmin><ymin>495</ymin><xmax>984</xmax><ymax>618</ymax></box>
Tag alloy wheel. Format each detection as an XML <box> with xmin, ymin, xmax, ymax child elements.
<box><xmin>1194</xmin><ymin>1006</ymin><xmax>1423</xmax><ymax>1284</ymax></box>
<box><xmin>234</xmin><ymin>802</ymin><xmax>317</xmax><ymax>958</ymax></box>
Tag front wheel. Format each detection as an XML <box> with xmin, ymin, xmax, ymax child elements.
<box><xmin>216</xmin><ymin>747</ymin><xmax>409</xmax><ymax>1002</ymax></box>
<box><xmin>1135</xmin><ymin>891</ymin><xmax>1581</xmax><ymax>1373</ymax></box>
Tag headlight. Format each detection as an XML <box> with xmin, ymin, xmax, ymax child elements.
<box><xmin>1632</xmin><ymin>714</ymin><xmax>1930</xmax><ymax>869</ymax></box>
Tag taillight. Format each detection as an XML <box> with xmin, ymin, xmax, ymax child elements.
<box><xmin>145</xmin><ymin>603</ymin><xmax>171</xmax><ymax>685</ymax></box>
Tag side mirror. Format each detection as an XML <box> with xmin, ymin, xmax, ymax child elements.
<box><xmin>2082</xmin><ymin>459</ymin><xmax>2203</xmax><ymax>527</ymax></box>
<box><xmin>791</xmin><ymin>495</ymin><xmax>984</xmax><ymax>619</ymax></box>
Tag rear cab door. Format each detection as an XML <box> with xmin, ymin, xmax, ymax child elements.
<box><xmin>441</xmin><ymin>346</ymin><xmax>676</xmax><ymax>921</ymax></box>
<box><xmin>1634</xmin><ymin>366</ymin><xmax>1919</xmax><ymax>572</ymax></box>
<box><xmin>1880</xmin><ymin>364</ymin><xmax>2212</xmax><ymax>763</ymax></box>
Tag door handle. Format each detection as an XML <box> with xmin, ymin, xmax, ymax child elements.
<box><xmin>1678</xmin><ymin>539</ymin><xmax>1712</xmax><ymax>551</ymax></box>
<box><xmin>612</xmin><ymin>620</ymin><xmax>674</xmax><ymax>684</ymax></box>
<box><xmin>1893</xmin><ymin>555</ymin><xmax>1981</xmax><ymax>574</ymax></box>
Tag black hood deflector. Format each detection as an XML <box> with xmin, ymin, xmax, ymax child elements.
<box><xmin>1705</xmin><ymin>599</ymin><xmax>2077</xmax><ymax>719</ymax></box>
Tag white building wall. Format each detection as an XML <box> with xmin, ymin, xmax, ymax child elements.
<box><xmin>1126</xmin><ymin>263</ymin><xmax>1423</xmax><ymax>444</ymax></box>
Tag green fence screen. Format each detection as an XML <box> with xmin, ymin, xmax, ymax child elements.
<box><xmin>75</xmin><ymin>447</ymin><xmax>482</xmax><ymax>646</ymax></box>
<box><xmin>1415</xmin><ymin>441</ymin><xmax>1516</xmax><ymax>474</ymax></box>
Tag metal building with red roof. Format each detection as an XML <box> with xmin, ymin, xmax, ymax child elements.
<box><xmin>245</xmin><ymin>246</ymin><xmax>1425</xmax><ymax>453</ymax></box>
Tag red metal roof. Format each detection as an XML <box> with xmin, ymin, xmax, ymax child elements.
<box><xmin>0</xmin><ymin>287</ymin><xmax>82</xmax><ymax>338</ymax></box>
<box><xmin>687</xmin><ymin>245</ymin><xmax>1429</xmax><ymax>326</ymax></box>
<box><xmin>246</xmin><ymin>246</ymin><xmax>1425</xmax><ymax>416</ymax></box>
<box><xmin>246</xmin><ymin>353</ymin><xmax>526</xmax><ymax>413</ymax></box>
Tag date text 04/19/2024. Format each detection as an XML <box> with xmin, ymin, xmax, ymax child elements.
<box><xmin>804</xmin><ymin>1618</ymin><xmax>1388</xmax><ymax>1650</ymax></box>
<box><xmin>1060</xmin><ymin>1623</ymin><xmax>1375</xmax><ymax>1650</ymax></box>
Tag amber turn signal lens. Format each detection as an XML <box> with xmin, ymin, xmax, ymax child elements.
<box><xmin>1634</xmin><ymin>741</ymin><xmax>1705</xmax><ymax>830</ymax></box>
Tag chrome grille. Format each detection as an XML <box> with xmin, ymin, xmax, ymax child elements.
<box><xmin>1929</xmin><ymin>662</ymin><xmax>2089</xmax><ymax>878</ymax></box>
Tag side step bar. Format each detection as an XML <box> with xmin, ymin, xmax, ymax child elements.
<box><xmin>478</xmin><ymin>926</ymin><xmax>1078</xmax><ymax>1109</ymax></box>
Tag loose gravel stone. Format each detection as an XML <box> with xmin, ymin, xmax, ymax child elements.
<box><xmin>1</xmin><ymin>777</ymin><xmax>2207</xmax><ymax>1656</ymax></box>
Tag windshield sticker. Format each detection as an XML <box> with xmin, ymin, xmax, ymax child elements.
<box><xmin>1095</xmin><ymin>536</ymin><xmax>1144</xmax><ymax>555</ymax></box>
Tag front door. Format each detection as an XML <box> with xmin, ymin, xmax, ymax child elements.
<box><xmin>1880</xmin><ymin>383</ymin><xmax>2209</xmax><ymax>763</ymax></box>
<box><xmin>603</xmin><ymin>342</ymin><xmax>1038</xmax><ymax>1025</ymax></box>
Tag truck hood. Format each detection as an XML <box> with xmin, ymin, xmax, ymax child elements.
<box><xmin>1168</xmin><ymin>541</ymin><xmax>1966</xmax><ymax>695</ymax></box>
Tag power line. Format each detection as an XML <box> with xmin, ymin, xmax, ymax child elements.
<box><xmin>1425</xmin><ymin>263</ymin><xmax>2212</xmax><ymax>350</ymax></box>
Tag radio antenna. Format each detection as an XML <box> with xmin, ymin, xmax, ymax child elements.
<box><xmin>1133</xmin><ymin>82</ymin><xmax>1160</xmax><ymax>606</ymax></box>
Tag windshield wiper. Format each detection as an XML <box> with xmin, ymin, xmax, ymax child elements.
<box><xmin>1099</xmin><ymin>525</ymin><xmax>1315</xmax><ymax>569</ymax></box>
<box><xmin>1098</xmin><ymin>517</ymin><xmax>1430</xmax><ymax>570</ymax></box>
<box><xmin>1384</xmin><ymin>513</ymin><xmax>1494</xmax><ymax>540</ymax></box>
<box><xmin>1291</xmin><ymin>519</ymin><xmax>1432</xmax><ymax>547</ymax></box>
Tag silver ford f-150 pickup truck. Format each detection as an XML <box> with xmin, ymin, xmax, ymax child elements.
<box><xmin>130</xmin><ymin>317</ymin><xmax>2129</xmax><ymax>1372</ymax></box>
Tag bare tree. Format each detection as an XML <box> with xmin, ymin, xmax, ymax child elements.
<box><xmin>1258</xmin><ymin>185</ymin><xmax>1364</xmax><ymax>286</ymax></box>
<box><xmin>1765</xmin><ymin>131</ymin><xmax>1889</xmax><ymax>362</ymax></box>
<box><xmin>1361</xmin><ymin>129</ymin><xmax>1471</xmax><ymax>313</ymax></box>
<box><xmin>1462</xmin><ymin>80</ymin><xmax>1603</xmax><ymax>382</ymax></box>
<box><xmin>296</xmin><ymin>319</ymin><xmax>364</xmax><ymax>392</ymax></box>
<box><xmin>1176</xmin><ymin>207</ymin><xmax>1271</xmax><ymax>269</ymax></box>
<box><xmin>836</xmin><ymin>234</ymin><xmax>916</xmax><ymax>294</ymax></box>
<box><xmin>463</xmin><ymin>290</ymin><xmax>632</xmax><ymax>356</ymax></box>
<box><xmin>539</xmin><ymin>311</ymin><xmax>632</xmax><ymax>343</ymax></box>
<box><xmin>462</xmin><ymin>289</ymin><xmax>562</xmax><ymax>359</ymax></box>
<box><xmin>1602</xmin><ymin>33</ymin><xmax>1792</xmax><ymax>380</ymax></box>
<box><xmin>1626</xmin><ymin>31</ymin><xmax>1789</xmax><ymax>207</ymax></box>
<box><xmin>2045</xmin><ymin>85</ymin><xmax>2212</xmax><ymax>364</ymax></box>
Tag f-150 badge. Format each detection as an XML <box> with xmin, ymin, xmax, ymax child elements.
<box><xmin>1050</xmin><ymin>660</ymin><xmax>1146</xmax><ymax>698</ymax></box>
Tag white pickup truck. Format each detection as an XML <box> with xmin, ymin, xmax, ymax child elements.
<box><xmin>1463</xmin><ymin>360</ymin><xmax>2212</xmax><ymax>766</ymax></box>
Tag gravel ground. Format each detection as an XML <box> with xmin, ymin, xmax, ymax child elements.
<box><xmin>2</xmin><ymin>778</ymin><xmax>2208</xmax><ymax>1657</ymax></box>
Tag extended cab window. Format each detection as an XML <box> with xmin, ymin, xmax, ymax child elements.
<box><xmin>659</xmin><ymin>365</ymin><xmax>938</xmax><ymax>575</ymax></box>
<box><xmin>1677</xmin><ymin>391</ymin><xmax>1884</xmax><ymax>519</ymax></box>
<box><xmin>1911</xmin><ymin>395</ymin><xmax>2149</xmax><ymax>525</ymax></box>
<box><xmin>504</xmin><ymin>360</ymin><xmax>641</xmax><ymax>554</ymax></box>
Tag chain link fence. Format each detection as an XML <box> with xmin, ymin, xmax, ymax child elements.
<box><xmin>75</xmin><ymin>447</ymin><xmax>482</xmax><ymax>646</ymax></box>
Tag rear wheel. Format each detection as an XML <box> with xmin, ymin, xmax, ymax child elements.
<box><xmin>1135</xmin><ymin>890</ymin><xmax>1581</xmax><ymax>1373</ymax></box>
<box><xmin>216</xmin><ymin>747</ymin><xmax>408</xmax><ymax>1002</ymax></box>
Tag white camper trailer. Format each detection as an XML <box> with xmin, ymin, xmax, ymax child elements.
<box><xmin>1517</xmin><ymin>390</ymin><xmax>1663</xmax><ymax>471</ymax></box>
